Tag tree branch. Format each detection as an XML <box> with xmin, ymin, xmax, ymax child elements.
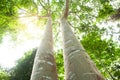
<box><xmin>62</xmin><ymin>0</ymin><xmax>69</xmax><ymax>19</ymax></box>
<box><xmin>47</xmin><ymin>0</ymin><xmax>51</xmax><ymax>15</ymax></box>
<box><xmin>109</xmin><ymin>8</ymin><xmax>120</xmax><ymax>21</ymax></box>
<box><xmin>38</xmin><ymin>0</ymin><xmax>48</xmax><ymax>13</ymax></box>
<box><xmin>16</xmin><ymin>6</ymin><xmax>31</xmax><ymax>14</ymax></box>
<box><xmin>100</xmin><ymin>60</ymin><xmax>115</xmax><ymax>80</ymax></box>
<box><xmin>48</xmin><ymin>0</ymin><xmax>50</xmax><ymax>5</ymax></box>
<box><xmin>32</xmin><ymin>0</ymin><xmax>39</xmax><ymax>15</ymax></box>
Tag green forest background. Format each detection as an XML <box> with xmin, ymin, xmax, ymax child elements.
<box><xmin>0</xmin><ymin>0</ymin><xmax>120</xmax><ymax>80</ymax></box>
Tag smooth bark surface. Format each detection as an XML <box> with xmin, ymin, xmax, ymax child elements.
<box><xmin>60</xmin><ymin>18</ymin><xmax>105</xmax><ymax>80</ymax></box>
<box><xmin>30</xmin><ymin>17</ymin><xmax>58</xmax><ymax>80</ymax></box>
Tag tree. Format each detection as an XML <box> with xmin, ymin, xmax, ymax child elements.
<box><xmin>9</xmin><ymin>49</ymin><xmax>64</xmax><ymax>80</ymax></box>
<box><xmin>60</xmin><ymin>0</ymin><xmax>104</xmax><ymax>80</ymax></box>
<box><xmin>30</xmin><ymin>17</ymin><xmax>58</xmax><ymax>80</ymax></box>
<box><xmin>0</xmin><ymin>67</ymin><xmax>9</xmax><ymax>80</ymax></box>
<box><xmin>0</xmin><ymin>0</ymin><xmax>17</xmax><ymax>42</ymax></box>
<box><xmin>0</xmin><ymin>0</ymin><xmax>120</xmax><ymax>80</ymax></box>
<box><xmin>10</xmin><ymin>49</ymin><xmax>36</xmax><ymax>80</ymax></box>
<box><xmin>81</xmin><ymin>29</ymin><xmax>120</xmax><ymax>80</ymax></box>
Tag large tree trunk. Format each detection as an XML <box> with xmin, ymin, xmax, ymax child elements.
<box><xmin>60</xmin><ymin>17</ymin><xmax>105</xmax><ymax>80</ymax></box>
<box><xmin>30</xmin><ymin>17</ymin><xmax>58</xmax><ymax>80</ymax></box>
<box><xmin>60</xmin><ymin>0</ymin><xmax>105</xmax><ymax>79</ymax></box>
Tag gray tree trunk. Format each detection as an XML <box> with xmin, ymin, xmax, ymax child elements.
<box><xmin>60</xmin><ymin>18</ymin><xmax>105</xmax><ymax>80</ymax></box>
<box><xmin>30</xmin><ymin>17</ymin><xmax>58</xmax><ymax>80</ymax></box>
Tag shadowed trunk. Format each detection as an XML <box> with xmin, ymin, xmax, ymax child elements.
<box><xmin>60</xmin><ymin>0</ymin><xmax>105</xmax><ymax>80</ymax></box>
<box><xmin>30</xmin><ymin>17</ymin><xmax>58</xmax><ymax>80</ymax></box>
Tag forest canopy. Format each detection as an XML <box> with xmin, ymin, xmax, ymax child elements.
<box><xmin>0</xmin><ymin>0</ymin><xmax>120</xmax><ymax>80</ymax></box>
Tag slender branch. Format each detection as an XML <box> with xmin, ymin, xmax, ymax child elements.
<box><xmin>10</xmin><ymin>0</ymin><xmax>31</xmax><ymax>14</ymax></box>
<box><xmin>100</xmin><ymin>60</ymin><xmax>115</xmax><ymax>80</ymax></box>
<box><xmin>47</xmin><ymin>0</ymin><xmax>51</xmax><ymax>15</ymax></box>
<box><xmin>54</xmin><ymin>30</ymin><xmax>60</xmax><ymax>42</ymax></box>
<box><xmin>68</xmin><ymin>21</ymin><xmax>74</xmax><ymax>28</ymax></box>
<box><xmin>7</xmin><ymin>13</ymin><xmax>48</xmax><ymax>20</ymax></box>
<box><xmin>16</xmin><ymin>6</ymin><xmax>31</xmax><ymax>14</ymax></box>
<box><xmin>0</xmin><ymin>20</ymin><xmax>8</xmax><ymax>27</ymax></box>
<box><xmin>18</xmin><ymin>15</ymin><xmax>48</xmax><ymax>19</ymax></box>
<box><xmin>38</xmin><ymin>0</ymin><xmax>48</xmax><ymax>13</ymax></box>
<box><xmin>69</xmin><ymin>10</ymin><xmax>81</xmax><ymax>14</ymax></box>
<box><xmin>62</xmin><ymin>0</ymin><xmax>69</xmax><ymax>19</ymax></box>
<box><xmin>32</xmin><ymin>0</ymin><xmax>39</xmax><ymax>15</ymax></box>
<box><xmin>38</xmin><ymin>15</ymin><xmax>49</xmax><ymax>19</ymax></box>
<box><xmin>48</xmin><ymin>0</ymin><xmax>50</xmax><ymax>5</ymax></box>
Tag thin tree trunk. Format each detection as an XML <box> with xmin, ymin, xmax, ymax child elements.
<box><xmin>30</xmin><ymin>17</ymin><xmax>58</xmax><ymax>80</ymax></box>
<box><xmin>60</xmin><ymin>0</ymin><xmax>105</xmax><ymax>79</ymax></box>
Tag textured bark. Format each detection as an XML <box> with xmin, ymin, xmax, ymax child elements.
<box><xmin>30</xmin><ymin>17</ymin><xmax>58</xmax><ymax>80</ymax></box>
<box><xmin>60</xmin><ymin>18</ymin><xmax>105</xmax><ymax>80</ymax></box>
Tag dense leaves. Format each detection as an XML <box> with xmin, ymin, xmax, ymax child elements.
<box><xmin>0</xmin><ymin>0</ymin><xmax>120</xmax><ymax>80</ymax></box>
<box><xmin>9</xmin><ymin>49</ymin><xmax>36</xmax><ymax>80</ymax></box>
<box><xmin>81</xmin><ymin>29</ymin><xmax>120</xmax><ymax>79</ymax></box>
<box><xmin>8</xmin><ymin>49</ymin><xmax>64</xmax><ymax>80</ymax></box>
<box><xmin>0</xmin><ymin>0</ymin><xmax>17</xmax><ymax>42</ymax></box>
<box><xmin>98</xmin><ymin>3</ymin><xmax>115</xmax><ymax>19</ymax></box>
<box><xmin>55</xmin><ymin>50</ymin><xmax>64</xmax><ymax>80</ymax></box>
<box><xmin>111</xmin><ymin>60</ymin><xmax>120</xmax><ymax>80</ymax></box>
<box><xmin>0</xmin><ymin>67</ymin><xmax>9</xmax><ymax>80</ymax></box>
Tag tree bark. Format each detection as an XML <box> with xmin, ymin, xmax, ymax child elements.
<box><xmin>30</xmin><ymin>17</ymin><xmax>58</xmax><ymax>80</ymax></box>
<box><xmin>60</xmin><ymin>17</ymin><xmax>105</xmax><ymax>80</ymax></box>
<box><xmin>60</xmin><ymin>0</ymin><xmax>105</xmax><ymax>79</ymax></box>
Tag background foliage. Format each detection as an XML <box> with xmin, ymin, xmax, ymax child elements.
<box><xmin>0</xmin><ymin>0</ymin><xmax>120</xmax><ymax>80</ymax></box>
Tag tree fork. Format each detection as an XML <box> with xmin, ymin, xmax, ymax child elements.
<box><xmin>30</xmin><ymin>17</ymin><xmax>58</xmax><ymax>80</ymax></box>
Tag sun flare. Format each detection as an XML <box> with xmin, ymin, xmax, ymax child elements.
<box><xmin>0</xmin><ymin>13</ymin><xmax>45</xmax><ymax>68</ymax></box>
